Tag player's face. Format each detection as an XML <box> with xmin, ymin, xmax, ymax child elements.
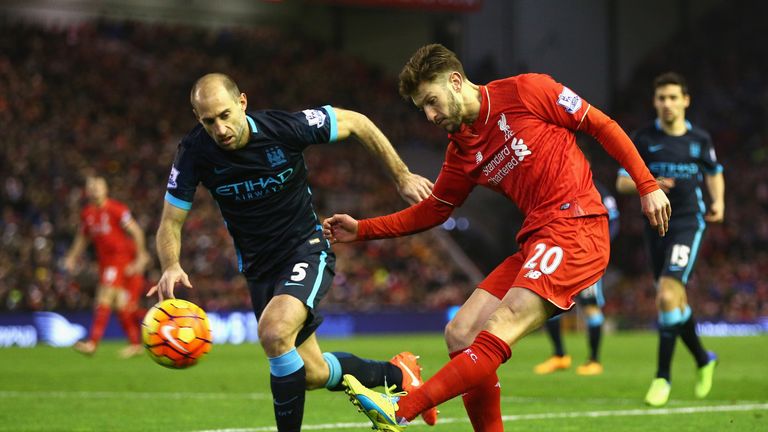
<box><xmin>412</xmin><ymin>79</ymin><xmax>463</xmax><ymax>133</ymax></box>
<box><xmin>193</xmin><ymin>87</ymin><xmax>249</xmax><ymax>151</ymax></box>
<box><xmin>85</xmin><ymin>177</ymin><xmax>108</xmax><ymax>204</ymax></box>
<box><xmin>654</xmin><ymin>84</ymin><xmax>690</xmax><ymax>124</ymax></box>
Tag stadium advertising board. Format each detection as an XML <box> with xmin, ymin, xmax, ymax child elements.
<box><xmin>2</xmin><ymin>310</ymin><xmax>764</xmax><ymax>348</ymax></box>
<box><xmin>313</xmin><ymin>0</ymin><xmax>483</xmax><ymax>11</ymax></box>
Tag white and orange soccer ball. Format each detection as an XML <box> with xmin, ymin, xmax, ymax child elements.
<box><xmin>142</xmin><ymin>299</ymin><xmax>212</xmax><ymax>369</ymax></box>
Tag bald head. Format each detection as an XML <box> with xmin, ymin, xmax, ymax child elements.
<box><xmin>190</xmin><ymin>73</ymin><xmax>241</xmax><ymax>110</ymax></box>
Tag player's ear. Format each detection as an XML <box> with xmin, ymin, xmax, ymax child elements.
<box><xmin>449</xmin><ymin>71</ymin><xmax>463</xmax><ymax>92</ymax></box>
<box><xmin>239</xmin><ymin>93</ymin><xmax>248</xmax><ymax>111</ymax></box>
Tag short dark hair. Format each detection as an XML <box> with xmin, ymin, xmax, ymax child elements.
<box><xmin>398</xmin><ymin>44</ymin><xmax>466</xmax><ymax>99</ymax></box>
<box><xmin>653</xmin><ymin>72</ymin><xmax>688</xmax><ymax>95</ymax></box>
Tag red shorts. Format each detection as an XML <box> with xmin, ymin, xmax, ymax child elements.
<box><xmin>478</xmin><ymin>215</ymin><xmax>610</xmax><ymax>310</ymax></box>
<box><xmin>98</xmin><ymin>262</ymin><xmax>145</xmax><ymax>306</ymax></box>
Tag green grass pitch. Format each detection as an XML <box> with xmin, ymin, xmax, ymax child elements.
<box><xmin>0</xmin><ymin>331</ymin><xmax>766</xmax><ymax>431</ymax></box>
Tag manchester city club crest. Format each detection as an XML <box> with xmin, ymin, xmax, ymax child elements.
<box><xmin>689</xmin><ymin>141</ymin><xmax>701</xmax><ymax>158</ymax></box>
<box><xmin>265</xmin><ymin>146</ymin><xmax>287</xmax><ymax>167</ymax></box>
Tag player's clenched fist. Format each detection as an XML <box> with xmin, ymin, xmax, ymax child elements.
<box><xmin>640</xmin><ymin>189</ymin><xmax>672</xmax><ymax>237</ymax></box>
<box><xmin>322</xmin><ymin>214</ymin><xmax>359</xmax><ymax>244</ymax></box>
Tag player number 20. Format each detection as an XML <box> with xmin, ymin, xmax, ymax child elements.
<box><xmin>524</xmin><ymin>243</ymin><xmax>564</xmax><ymax>275</ymax></box>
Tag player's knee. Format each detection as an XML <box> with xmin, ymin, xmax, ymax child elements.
<box><xmin>445</xmin><ymin>318</ymin><xmax>476</xmax><ymax>350</ymax></box>
<box><xmin>585</xmin><ymin>311</ymin><xmax>604</xmax><ymax>327</ymax></box>
<box><xmin>656</xmin><ymin>286</ymin><xmax>682</xmax><ymax>310</ymax></box>
<box><xmin>258</xmin><ymin>323</ymin><xmax>294</xmax><ymax>355</ymax></box>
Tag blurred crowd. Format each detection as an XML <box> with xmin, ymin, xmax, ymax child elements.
<box><xmin>1</xmin><ymin>3</ymin><xmax>766</xmax><ymax>327</ymax></box>
<box><xmin>597</xmin><ymin>1</ymin><xmax>768</xmax><ymax>326</ymax></box>
<box><xmin>0</xmin><ymin>19</ymin><xmax>464</xmax><ymax>316</ymax></box>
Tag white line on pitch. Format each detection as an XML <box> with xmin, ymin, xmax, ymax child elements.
<box><xmin>1</xmin><ymin>390</ymin><xmax>763</xmax><ymax>408</ymax></box>
<box><xmin>194</xmin><ymin>403</ymin><xmax>768</xmax><ymax>431</ymax></box>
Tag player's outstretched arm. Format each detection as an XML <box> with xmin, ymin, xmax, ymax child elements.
<box><xmin>640</xmin><ymin>189</ymin><xmax>672</xmax><ymax>237</ymax></box>
<box><xmin>333</xmin><ymin>107</ymin><xmax>433</xmax><ymax>204</ymax></box>
<box><xmin>148</xmin><ymin>201</ymin><xmax>192</xmax><ymax>301</ymax></box>
<box><xmin>63</xmin><ymin>230</ymin><xmax>87</xmax><ymax>274</ymax></box>
<box><xmin>322</xmin><ymin>214</ymin><xmax>359</xmax><ymax>244</ymax></box>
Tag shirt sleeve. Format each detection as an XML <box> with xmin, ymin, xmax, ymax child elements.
<box><xmin>617</xmin><ymin>131</ymin><xmax>641</xmax><ymax>178</ymax></box>
<box><xmin>700</xmin><ymin>133</ymin><xmax>723</xmax><ymax>175</ymax></box>
<box><xmin>111</xmin><ymin>201</ymin><xmax>133</xmax><ymax>227</ymax></box>
<box><xmin>518</xmin><ymin>74</ymin><xmax>657</xmax><ymax>195</ymax></box>
<box><xmin>357</xmin><ymin>151</ymin><xmax>473</xmax><ymax>240</ymax></box>
<box><xmin>165</xmin><ymin>140</ymin><xmax>199</xmax><ymax>211</ymax></box>
<box><xmin>516</xmin><ymin>73</ymin><xmax>593</xmax><ymax>131</ymax></box>
<box><xmin>259</xmin><ymin>106</ymin><xmax>337</xmax><ymax>150</ymax></box>
<box><xmin>582</xmin><ymin>107</ymin><xmax>658</xmax><ymax>195</ymax></box>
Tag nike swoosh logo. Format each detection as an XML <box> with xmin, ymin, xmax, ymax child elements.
<box><xmin>284</xmin><ymin>282</ymin><xmax>304</xmax><ymax>287</ymax></box>
<box><xmin>648</xmin><ymin>145</ymin><xmax>664</xmax><ymax>152</ymax></box>
<box><xmin>214</xmin><ymin>167</ymin><xmax>231</xmax><ymax>174</ymax></box>
<box><xmin>274</xmin><ymin>396</ymin><xmax>299</xmax><ymax>406</ymax></box>
<box><xmin>398</xmin><ymin>360</ymin><xmax>421</xmax><ymax>387</ymax></box>
<box><xmin>160</xmin><ymin>324</ymin><xmax>188</xmax><ymax>353</ymax></box>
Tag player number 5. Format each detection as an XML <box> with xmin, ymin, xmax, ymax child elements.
<box><xmin>290</xmin><ymin>263</ymin><xmax>309</xmax><ymax>282</ymax></box>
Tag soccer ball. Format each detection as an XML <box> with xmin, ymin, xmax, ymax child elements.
<box><xmin>142</xmin><ymin>299</ymin><xmax>212</xmax><ymax>369</ymax></box>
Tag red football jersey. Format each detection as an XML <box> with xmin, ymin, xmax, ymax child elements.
<box><xmin>358</xmin><ymin>74</ymin><xmax>657</xmax><ymax>243</ymax></box>
<box><xmin>80</xmin><ymin>198</ymin><xmax>137</xmax><ymax>265</ymax></box>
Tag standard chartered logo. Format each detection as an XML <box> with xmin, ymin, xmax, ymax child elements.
<box><xmin>215</xmin><ymin>168</ymin><xmax>294</xmax><ymax>200</ymax></box>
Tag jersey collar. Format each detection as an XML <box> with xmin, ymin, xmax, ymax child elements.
<box><xmin>471</xmin><ymin>85</ymin><xmax>491</xmax><ymax>131</ymax></box>
<box><xmin>246</xmin><ymin>114</ymin><xmax>258</xmax><ymax>135</ymax></box>
<box><xmin>655</xmin><ymin>118</ymin><xmax>692</xmax><ymax>131</ymax></box>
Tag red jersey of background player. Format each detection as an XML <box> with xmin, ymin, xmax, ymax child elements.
<box><xmin>358</xmin><ymin>73</ymin><xmax>657</xmax><ymax>241</ymax></box>
<box><xmin>80</xmin><ymin>198</ymin><xmax>137</xmax><ymax>266</ymax></box>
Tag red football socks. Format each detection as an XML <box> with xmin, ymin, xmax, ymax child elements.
<box><xmin>117</xmin><ymin>309</ymin><xmax>140</xmax><ymax>345</ymax></box>
<box><xmin>89</xmin><ymin>305</ymin><xmax>111</xmax><ymax>344</ymax></box>
<box><xmin>398</xmin><ymin>331</ymin><xmax>511</xmax><ymax>422</ymax></box>
<box><xmin>449</xmin><ymin>349</ymin><xmax>504</xmax><ymax>432</ymax></box>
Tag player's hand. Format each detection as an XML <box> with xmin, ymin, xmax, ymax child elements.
<box><xmin>147</xmin><ymin>263</ymin><xmax>192</xmax><ymax>301</ymax></box>
<box><xmin>322</xmin><ymin>214</ymin><xmax>359</xmax><ymax>244</ymax></box>
<box><xmin>704</xmin><ymin>200</ymin><xmax>725</xmax><ymax>223</ymax></box>
<box><xmin>125</xmin><ymin>251</ymin><xmax>150</xmax><ymax>276</ymax></box>
<box><xmin>397</xmin><ymin>173</ymin><xmax>434</xmax><ymax>205</ymax></box>
<box><xmin>655</xmin><ymin>177</ymin><xmax>676</xmax><ymax>193</ymax></box>
<box><xmin>63</xmin><ymin>256</ymin><xmax>78</xmax><ymax>274</ymax></box>
<box><xmin>640</xmin><ymin>189</ymin><xmax>672</xmax><ymax>237</ymax></box>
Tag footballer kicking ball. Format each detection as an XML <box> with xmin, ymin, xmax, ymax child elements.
<box><xmin>142</xmin><ymin>299</ymin><xmax>212</xmax><ymax>369</ymax></box>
